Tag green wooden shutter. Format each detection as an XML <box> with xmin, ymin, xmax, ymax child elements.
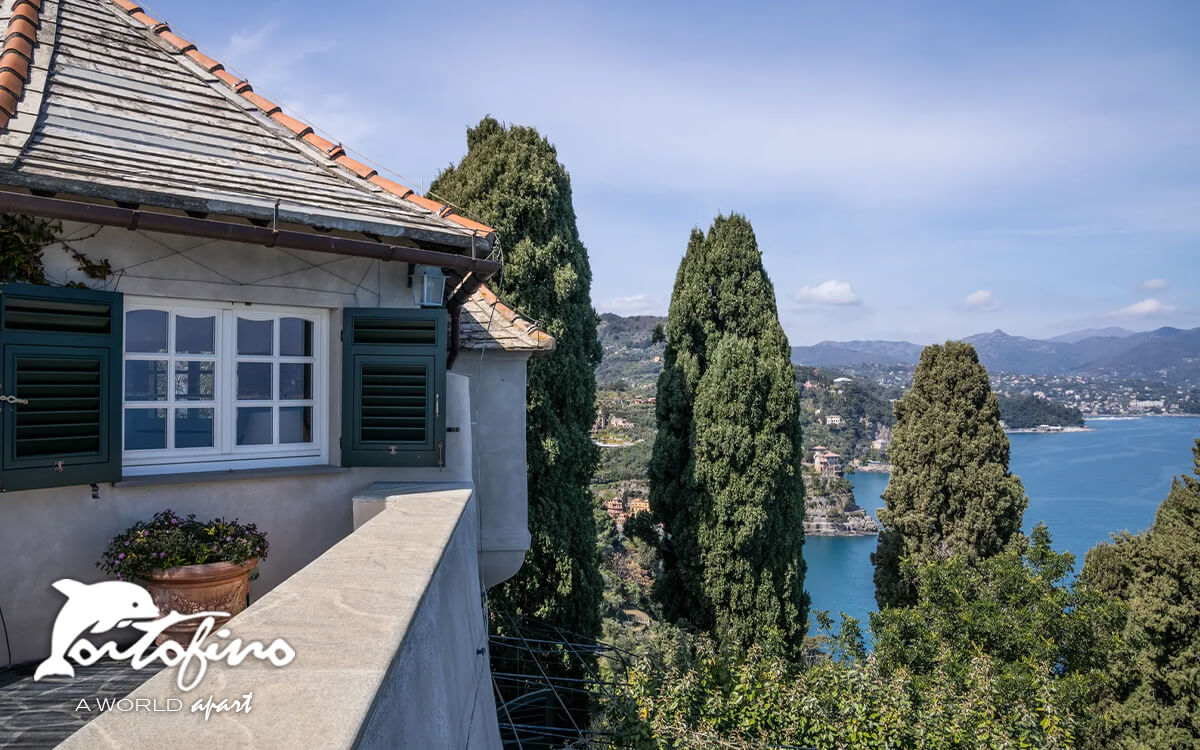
<box><xmin>341</xmin><ymin>308</ymin><xmax>446</xmax><ymax>467</ymax></box>
<box><xmin>0</xmin><ymin>283</ymin><xmax>123</xmax><ymax>492</ymax></box>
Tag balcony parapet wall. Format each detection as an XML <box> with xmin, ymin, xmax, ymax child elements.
<box><xmin>60</xmin><ymin>482</ymin><xmax>501</xmax><ymax>749</ymax></box>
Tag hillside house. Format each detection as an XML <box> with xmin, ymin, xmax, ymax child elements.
<box><xmin>813</xmin><ymin>449</ymin><xmax>842</xmax><ymax>477</ymax></box>
<box><xmin>0</xmin><ymin>1</ymin><xmax>548</xmax><ymax>746</ymax></box>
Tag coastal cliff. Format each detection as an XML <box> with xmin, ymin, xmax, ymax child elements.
<box><xmin>803</xmin><ymin>474</ymin><xmax>881</xmax><ymax>536</ymax></box>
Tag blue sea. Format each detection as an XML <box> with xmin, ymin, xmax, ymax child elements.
<box><xmin>803</xmin><ymin>416</ymin><xmax>1200</xmax><ymax>634</ymax></box>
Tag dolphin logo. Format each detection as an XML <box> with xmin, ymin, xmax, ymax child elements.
<box><xmin>34</xmin><ymin>579</ymin><xmax>158</xmax><ymax>681</ymax></box>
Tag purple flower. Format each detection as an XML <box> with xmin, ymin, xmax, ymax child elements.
<box><xmin>117</xmin><ymin>553</ymin><xmax>125</xmax><ymax>560</ymax></box>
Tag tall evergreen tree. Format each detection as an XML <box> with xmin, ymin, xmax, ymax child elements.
<box><xmin>872</xmin><ymin>341</ymin><xmax>1027</xmax><ymax>608</ymax></box>
<box><xmin>1081</xmin><ymin>439</ymin><xmax>1200</xmax><ymax>748</ymax></box>
<box><xmin>430</xmin><ymin>117</ymin><xmax>603</xmax><ymax>637</ymax></box>
<box><xmin>649</xmin><ymin>214</ymin><xmax>808</xmax><ymax>654</ymax></box>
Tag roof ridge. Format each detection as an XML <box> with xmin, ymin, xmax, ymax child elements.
<box><xmin>105</xmin><ymin>0</ymin><xmax>496</xmax><ymax>240</ymax></box>
<box><xmin>0</xmin><ymin>0</ymin><xmax>43</xmax><ymax>130</ymax></box>
<box><xmin>475</xmin><ymin>284</ymin><xmax>555</xmax><ymax>350</ymax></box>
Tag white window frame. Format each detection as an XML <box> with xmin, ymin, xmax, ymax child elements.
<box><xmin>121</xmin><ymin>297</ymin><xmax>329</xmax><ymax>475</ymax></box>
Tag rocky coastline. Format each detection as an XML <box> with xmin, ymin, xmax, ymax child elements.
<box><xmin>803</xmin><ymin>474</ymin><xmax>881</xmax><ymax>536</ymax></box>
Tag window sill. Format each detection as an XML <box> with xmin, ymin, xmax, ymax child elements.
<box><xmin>114</xmin><ymin>464</ymin><xmax>348</xmax><ymax>488</ymax></box>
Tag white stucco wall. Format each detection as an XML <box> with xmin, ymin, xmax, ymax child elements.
<box><xmin>0</xmin><ymin>222</ymin><xmax>530</xmax><ymax>668</ymax></box>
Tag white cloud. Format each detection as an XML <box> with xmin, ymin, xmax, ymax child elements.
<box><xmin>796</xmin><ymin>280</ymin><xmax>861</xmax><ymax>306</ymax></box>
<box><xmin>963</xmin><ymin>289</ymin><xmax>1000</xmax><ymax>312</ymax></box>
<box><xmin>597</xmin><ymin>294</ymin><xmax>667</xmax><ymax>316</ymax></box>
<box><xmin>1111</xmin><ymin>298</ymin><xmax>1178</xmax><ymax>318</ymax></box>
<box><xmin>1138</xmin><ymin>278</ymin><xmax>1168</xmax><ymax>291</ymax></box>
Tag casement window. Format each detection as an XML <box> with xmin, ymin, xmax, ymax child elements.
<box><xmin>0</xmin><ymin>284</ymin><xmax>123</xmax><ymax>492</ymax></box>
<box><xmin>121</xmin><ymin>299</ymin><xmax>327</xmax><ymax>474</ymax></box>
<box><xmin>341</xmin><ymin>307</ymin><xmax>446</xmax><ymax>467</ymax></box>
<box><xmin>2</xmin><ymin>282</ymin><xmax>448</xmax><ymax>492</ymax></box>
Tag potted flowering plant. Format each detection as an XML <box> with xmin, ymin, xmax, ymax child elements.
<box><xmin>98</xmin><ymin>510</ymin><xmax>269</xmax><ymax>644</ymax></box>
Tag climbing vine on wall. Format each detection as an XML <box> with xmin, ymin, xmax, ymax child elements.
<box><xmin>0</xmin><ymin>212</ymin><xmax>112</xmax><ymax>285</ymax></box>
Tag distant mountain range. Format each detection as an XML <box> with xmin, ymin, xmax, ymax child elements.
<box><xmin>790</xmin><ymin>327</ymin><xmax>1200</xmax><ymax>381</ymax></box>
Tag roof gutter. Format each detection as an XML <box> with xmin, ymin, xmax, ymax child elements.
<box><xmin>0</xmin><ymin>191</ymin><xmax>501</xmax><ymax>278</ymax></box>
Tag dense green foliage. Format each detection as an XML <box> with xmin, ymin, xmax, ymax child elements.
<box><xmin>648</xmin><ymin>215</ymin><xmax>807</xmax><ymax>656</ymax></box>
<box><xmin>873</xmin><ymin>341</ymin><xmax>1028</xmax><ymax>607</ymax></box>
<box><xmin>430</xmin><ymin>117</ymin><xmax>603</xmax><ymax>637</ymax></box>
<box><xmin>997</xmin><ymin>393</ymin><xmax>1085</xmax><ymax>429</ymax></box>
<box><xmin>1081</xmin><ymin>439</ymin><xmax>1200</xmax><ymax>748</ymax></box>
<box><xmin>602</xmin><ymin>523</ymin><xmax>1127</xmax><ymax>748</ymax></box>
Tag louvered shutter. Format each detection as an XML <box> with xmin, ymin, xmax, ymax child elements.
<box><xmin>341</xmin><ymin>308</ymin><xmax>446</xmax><ymax>467</ymax></box>
<box><xmin>0</xmin><ymin>284</ymin><xmax>122</xmax><ymax>491</ymax></box>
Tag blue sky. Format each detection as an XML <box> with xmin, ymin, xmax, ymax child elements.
<box><xmin>148</xmin><ymin>0</ymin><xmax>1199</xmax><ymax>345</ymax></box>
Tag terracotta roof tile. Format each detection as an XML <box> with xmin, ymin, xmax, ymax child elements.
<box><xmin>0</xmin><ymin>87</ymin><xmax>17</xmax><ymax>118</ymax></box>
<box><xmin>0</xmin><ymin>0</ymin><xmax>43</xmax><ymax>127</ymax></box>
<box><xmin>300</xmin><ymin>130</ymin><xmax>335</xmax><ymax>152</ymax></box>
<box><xmin>157</xmin><ymin>29</ymin><xmax>196</xmax><ymax>53</ymax></box>
<box><xmin>270</xmin><ymin>111</ymin><xmax>311</xmax><ymax>137</ymax></box>
<box><xmin>4</xmin><ymin>34</ymin><xmax>32</xmax><ymax>62</ymax></box>
<box><xmin>0</xmin><ymin>69</ymin><xmax>21</xmax><ymax>96</ymax></box>
<box><xmin>212</xmin><ymin>68</ymin><xmax>240</xmax><ymax>88</ymax></box>
<box><xmin>111</xmin><ymin>0</ymin><xmax>141</xmax><ymax>12</ymax></box>
<box><xmin>445</xmin><ymin>213</ymin><xmax>495</xmax><ymax>235</ymax></box>
<box><xmin>333</xmin><ymin>154</ymin><xmax>376</xmax><ymax>179</ymax></box>
<box><xmin>0</xmin><ymin>50</ymin><xmax>30</xmax><ymax>83</ymax></box>
<box><xmin>6</xmin><ymin>16</ymin><xmax>37</xmax><ymax>43</ymax></box>
<box><xmin>9</xmin><ymin>3</ymin><xmax>38</xmax><ymax>28</ymax></box>
<box><xmin>368</xmin><ymin>174</ymin><xmax>414</xmax><ymax>198</ymax></box>
<box><xmin>242</xmin><ymin>90</ymin><xmax>281</xmax><ymax>115</ymax></box>
<box><xmin>184</xmin><ymin>48</ymin><xmax>222</xmax><ymax>72</ymax></box>
<box><xmin>404</xmin><ymin>194</ymin><xmax>444</xmax><ymax>213</ymax></box>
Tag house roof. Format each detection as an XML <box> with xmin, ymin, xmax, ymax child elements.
<box><xmin>460</xmin><ymin>285</ymin><xmax>555</xmax><ymax>355</ymax></box>
<box><xmin>0</xmin><ymin>0</ymin><xmax>493</xmax><ymax>248</ymax></box>
<box><xmin>0</xmin><ymin>0</ymin><xmax>554</xmax><ymax>353</ymax></box>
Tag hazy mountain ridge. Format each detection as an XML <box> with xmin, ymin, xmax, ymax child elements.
<box><xmin>792</xmin><ymin>326</ymin><xmax>1200</xmax><ymax>379</ymax></box>
<box><xmin>595</xmin><ymin>313</ymin><xmax>1200</xmax><ymax>382</ymax></box>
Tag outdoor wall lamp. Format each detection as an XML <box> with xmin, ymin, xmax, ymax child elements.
<box><xmin>411</xmin><ymin>264</ymin><xmax>447</xmax><ymax>307</ymax></box>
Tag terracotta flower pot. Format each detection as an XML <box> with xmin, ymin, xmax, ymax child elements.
<box><xmin>145</xmin><ymin>559</ymin><xmax>258</xmax><ymax>645</ymax></box>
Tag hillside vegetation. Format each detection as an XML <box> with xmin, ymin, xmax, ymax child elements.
<box><xmin>997</xmin><ymin>393</ymin><xmax>1086</xmax><ymax>429</ymax></box>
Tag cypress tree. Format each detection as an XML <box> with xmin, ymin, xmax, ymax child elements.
<box><xmin>430</xmin><ymin>117</ymin><xmax>603</xmax><ymax>637</ymax></box>
<box><xmin>649</xmin><ymin>214</ymin><xmax>808</xmax><ymax>654</ymax></box>
<box><xmin>872</xmin><ymin>341</ymin><xmax>1027</xmax><ymax>608</ymax></box>
<box><xmin>1081</xmin><ymin>439</ymin><xmax>1200</xmax><ymax>747</ymax></box>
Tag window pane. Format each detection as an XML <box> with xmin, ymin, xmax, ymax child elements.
<box><xmin>175</xmin><ymin>408</ymin><xmax>214</xmax><ymax>449</ymax></box>
<box><xmin>237</xmin><ymin>318</ymin><xmax>273</xmax><ymax>355</ymax></box>
<box><xmin>279</xmin><ymin>363</ymin><xmax>312</xmax><ymax>400</ymax></box>
<box><xmin>175</xmin><ymin>361</ymin><xmax>215</xmax><ymax>400</ymax></box>
<box><xmin>126</xmin><ymin>310</ymin><xmax>167</xmax><ymax>353</ymax></box>
<box><xmin>279</xmin><ymin>406</ymin><xmax>312</xmax><ymax>444</ymax></box>
<box><xmin>237</xmin><ymin>362</ymin><xmax>272</xmax><ymax>400</ymax></box>
<box><xmin>125</xmin><ymin>409</ymin><xmax>166</xmax><ymax>450</ymax></box>
<box><xmin>280</xmin><ymin>318</ymin><xmax>313</xmax><ymax>356</ymax></box>
<box><xmin>236</xmin><ymin>407</ymin><xmax>272</xmax><ymax>445</ymax></box>
<box><xmin>124</xmin><ymin>360</ymin><xmax>167</xmax><ymax>401</ymax></box>
<box><xmin>176</xmin><ymin>315</ymin><xmax>215</xmax><ymax>354</ymax></box>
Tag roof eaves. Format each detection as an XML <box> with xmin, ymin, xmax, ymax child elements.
<box><xmin>104</xmin><ymin>0</ymin><xmax>497</xmax><ymax>243</ymax></box>
<box><xmin>474</xmin><ymin>284</ymin><xmax>556</xmax><ymax>354</ymax></box>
